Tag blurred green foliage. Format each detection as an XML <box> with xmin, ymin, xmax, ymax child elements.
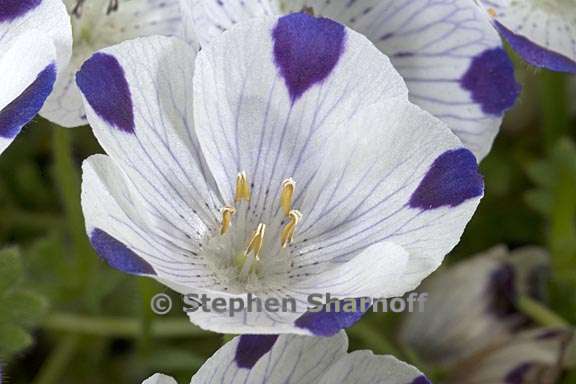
<box><xmin>0</xmin><ymin>63</ymin><xmax>574</xmax><ymax>383</ymax></box>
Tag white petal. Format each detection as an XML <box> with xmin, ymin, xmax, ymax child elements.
<box><xmin>181</xmin><ymin>0</ymin><xmax>281</xmax><ymax>45</ymax></box>
<box><xmin>142</xmin><ymin>373</ymin><xmax>178</xmax><ymax>384</ymax></box>
<box><xmin>0</xmin><ymin>30</ymin><xmax>57</xmax><ymax>155</ymax></box>
<box><xmin>399</xmin><ymin>246</ymin><xmax>550</xmax><ymax>367</ymax></box>
<box><xmin>317</xmin><ymin>351</ymin><xmax>428</xmax><ymax>384</ymax></box>
<box><xmin>190</xmin><ymin>331</ymin><xmax>429</xmax><ymax>384</ymax></box>
<box><xmin>293</xmin><ymin>100</ymin><xmax>483</xmax><ymax>292</ymax></box>
<box><xmin>41</xmin><ymin>0</ymin><xmax>182</xmax><ymax>127</ymax></box>
<box><xmin>193</xmin><ymin>13</ymin><xmax>407</xmax><ymax>210</ymax></box>
<box><xmin>76</xmin><ymin>36</ymin><xmax>221</xmax><ymax>253</ymax></box>
<box><xmin>480</xmin><ymin>0</ymin><xmax>576</xmax><ymax>73</ymax></box>
<box><xmin>303</xmin><ymin>0</ymin><xmax>520</xmax><ymax>160</ymax></box>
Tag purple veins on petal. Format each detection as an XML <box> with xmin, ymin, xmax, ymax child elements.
<box><xmin>461</xmin><ymin>47</ymin><xmax>521</xmax><ymax>116</ymax></box>
<box><xmin>76</xmin><ymin>53</ymin><xmax>135</xmax><ymax>133</ymax></box>
<box><xmin>0</xmin><ymin>63</ymin><xmax>56</xmax><ymax>139</ymax></box>
<box><xmin>409</xmin><ymin>148</ymin><xmax>484</xmax><ymax>210</ymax></box>
<box><xmin>0</xmin><ymin>0</ymin><xmax>41</xmax><ymax>22</ymax></box>
<box><xmin>235</xmin><ymin>335</ymin><xmax>278</xmax><ymax>369</ymax></box>
<box><xmin>272</xmin><ymin>12</ymin><xmax>346</xmax><ymax>103</ymax></box>
<box><xmin>89</xmin><ymin>228</ymin><xmax>155</xmax><ymax>275</ymax></box>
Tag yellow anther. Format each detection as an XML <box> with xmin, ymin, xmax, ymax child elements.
<box><xmin>281</xmin><ymin>210</ymin><xmax>302</xmax><ymax>248</ymax></box>
<box><xmin>488</xmin><ymin>7</ymin><xmax>496</xmax><ymax>17</ymax></box>
<box><xmin>219</xmin><ymin>206</ymin><xmax>236</xmax><ymax>235</ymax></box>
<box><xmin>235</xmin><ymin>171</ymin><xmax>251</xmax><ymax>202</ymax></box>
<box><xmin>245</xmin><ymin>223</ymin><xmax>266</xmax><ymax>261</ymax></box>
<box><xmin>280</xmin><ymin>178</ymin><xmax>296</xmax><ymax>216</ymax></box>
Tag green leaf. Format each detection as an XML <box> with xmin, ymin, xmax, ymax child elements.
<box><xmin>0</xmin><ymin>247</ymin><xmax>23</xmax><ymax>293</ymax></box>
<box><xmin>0</xmin><ymin>290</ymin><xmax>48</xmax><ymax>327</ymax></box>
<box><xmin>0</xmin><ymin>322</ymin><xmax>32</xmax><ymax>357</ymax></box>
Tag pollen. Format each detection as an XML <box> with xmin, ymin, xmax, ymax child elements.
<box><xmin>235</xmin><ymin>171</ymin><xmax>251</xmax><ymax>202</ymax></box>
<box><xmin>219</xmin><ymin>206</ymin><xmax>236</xmax><ymax>235</ymax></box>
<box><xmin>488</xmin><ymin>7</ymin><xmax>497</xmax><ymax>17</ymax></box>
<box><xmin>246</xmin><ymin>223</ymin><xmax>266</xmax><ymax>260</ymax></box>
<box><xmin>281</xmin><ymin>210</ymin><xmax>303</xmax><ymax>248</ymax></box>
<box><xmin>280</xmin><ymin>178</ymin><xmax>296</xmax><ymax>216</ymax></box>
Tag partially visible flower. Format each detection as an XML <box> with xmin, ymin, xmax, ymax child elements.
<box><xmin>447</xmin><ymin>327</ymin><xmax>574</xmax><ymax>384</ymax></box>
<box><xmin>399</xmin><ymin>245</ymin><xmax>575</xmax><ymax>383</ymax></box>
<box><xmin>182</xmin><ymin>0</ymin><xmax>523</xmax><ymax>160</ymax></box>
<box><xmin>0</xmin><ymin>0</ymin><xmax>72</xmax><ymax>155</ymax></box>
<box><xmin>143</xmin><ymin>331</ymin><xmax>431</xmax><ymax>384</ymax></box>
<box><xmin>77</xmin><ymin>13</ymin><xmax>484</xmax><ymax>335</ymax></box>
<box><xmin>40</xmin><ymin>0</ymin><xmax>183</xmax><ymax>128</ymax></box>
<box><xmin>400</xmin><ymin>246</ymin><xmax>550</xmax><ymax>367</ymax></box>
<box><xmin>479</xmin><ymin>0</ymin><xmax>576</xmax><ymax>73</ymax></box>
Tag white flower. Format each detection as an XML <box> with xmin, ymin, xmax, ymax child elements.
<box><xmin>39</xmin><ymin>0</ymin><xmax>183</xmax><ymax>128</ymax></box>
<box><xmin>182</xmin><ymin>0</ymin><xmax>524</xmax><ymax>160</ymax></box>
<box><xmin>77</xmin><ymin>13</ymin><xmax>484</xmax><ymax>335</ymax></box>
<box><xmin>400</xmin><ymin>246</ymin><xmax>551</xmax><ymax>367</ymax></box>
<box><xmin>0</xmin><ymin>0</ymin><xmax>72</xmax><ymax>155</ymax></box>
<box><xmin>142</xmin><ymin>331</ymin><xmax>431</xmax><ymax>384</ymax></box>
<box><xmin>479</xmin><ymin>0</ymin><xmax>576</xmax><ymax>73</ymax></box>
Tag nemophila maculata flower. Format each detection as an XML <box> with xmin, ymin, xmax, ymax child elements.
<box><xmin>142</xmin><ymin>331</ymin><xmax>432</xmax><ymax>384</ymax></box>
<box><xmin>39</xmin><ymin>0</ymin><xmax>182</xmax><ymax>128</ymax></box>
<box><xmin>0</xmin><ymin>0</ymin><xmax>72</xmax><ymax>155</ymax></box>
<box><xmin>479</xmin><ymin>0</ymin><xmax>576</xmax><ymax>73</ymax></box>
<box><xmin>77</xmin><ymin>13</ymin><xmax>484</xmax><ymax>335</ymax></box>
<box><xmin>399</xmin><ymin>246</ymin><xmax>575</xmax><ymax>383</ymax></box>
<box><xmin>183</xmin><ymin>0</ymin><xmax>523</xmax><ymax>160</ymax></box>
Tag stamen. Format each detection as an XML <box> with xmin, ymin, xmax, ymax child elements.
<box><xmin>219</xmin><ymin>206</ymin><xmax>236</xmax><ymax>235</ymax></box>
<box><xmin>246</xmin><ymin>223</ymin><xmax>266</xmax><ymax>260</ymax></box>
<box><xmin>235</xmin><ymin>171</ymin><xmax>251</xmax><ymax>202</ymax></box>
<box><xmin>280</xmin><ymin>178</ymin><xmax>295</xmax><ymax>216</ymax></box>
<box><xmin>488</xmin><ymin>7</ymin><xmax>497</xmax><ymax>17</ymax></box>
<box><xmin>281</xmin><ymin>210</ymin><xmax>302</xmax><ymax>248</ymax></box>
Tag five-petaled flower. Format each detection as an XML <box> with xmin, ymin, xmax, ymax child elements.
<box><xmin>77</xmin><ymin>13</ymin><xmax>484</xmax><ymax>335</ymax></box>
<box><xmin>0</xmin><ymin>0</ymin><xmax>72</xmax><ymax>156</ymax></box>
<box><xmin>183</xmin><ymin>0</ymin><xmax>527</xmax><ymax>160</ymax></box>
<box><xmin>142</xmin><ymin>331</ymin><xmax>432</xmax><ymax>384</ymax></box>
<box><xmin>39</xmin><ymin>0</ymin><xmax>183</xmax><ymax>128</ymax></box>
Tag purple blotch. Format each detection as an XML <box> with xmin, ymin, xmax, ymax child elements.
<box><xmin>411</xmin><ymin>375</ymin><xmax>432</xmax><ymax>384</ymax></box>
<box><xmin>76</xmin><ymin>53</ymin><xmax>135</xmax><ymax>132</ymax></box>
<box><xmin>90</xmin><ymin>228</ymin><xmax>155</xmax><ymax>275</ymax></box>
<box><xmin>273</xmin><ymin>12</ymin><xmax>346</xmax><ymax>102</ymax></box>
<box><xmin>461</xmin><ymin>47</ymin><xmax>521</xmax><ymax>116</ymax></box>
<box><xmin>235</xmin><ymin>335</ymin><xmax>278</xmax><ymax>369</ymax></box>
<box><xmin>0</xmin><ymin>63</ymin><xmax>56</xmax><ymax>139</ymax></box>
<box><xmin>505</xmin><ymin>363</ymin><xmax>532</xmax><ymax>384</ymax></box>
<box><xmin>495</xmin><ymin>21</ymin><xmax>576</xmax><ymax>74</ymax></box>
<box><xmin>409</xmin><ymin>148</ymin><xmax>484</xmax><ymax>210</ymax></box>
<box><xmin>0</xmin><ymin>0</ymin><xmax>41</xmax><ymax>23</ymax></box>
<box><xmin>295</xmin><ymin>298</ymin><xmax>370</xmax><ymax>337</ymax></box>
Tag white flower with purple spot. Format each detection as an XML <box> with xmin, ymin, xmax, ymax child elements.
<box><xmin>480</xmin><ymin>0</ymin><xmax>576</xmax><ymax>73</ymax></box>
<box><xmin>142</xmin><ymin>331</ymin><xmax>432</xmax><ymax>384</ymax></box>
<box><xmin>182</xmin><ymin>0</ymin><xmax>523</xmax><ymax>160</ymax></box>
<box><xmin>77</xmin><ymin>13</ymin><xmax>484</xmax><ymax>335</ymax></box>
<box><xmin>0</xmin><ymin>0</ymin><xmax>72</xmax><ymax>155</ymax></box>
<box><xmin>39</xmin><ymin>0</ymin><xmax>183</xmax><ymax>128</ymax></box>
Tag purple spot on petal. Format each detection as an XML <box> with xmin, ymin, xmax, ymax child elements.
<box><xmin>487</xmin><ymin>263</ymin><xmax>521</xmax><ymax>319</ymax></box>
<box><xmin>0</xmin><ymin>0</ymin><xmax>41</xmax><ymax>22</ymax></box>
<box><xmin>411</xmin><ymin>375</ymin><xmax>432</xmax><ymax>384</ymax></box>
<box><xmin>409</xmin><ymin>148</ymin><xmax>484</xmax><ymax>210</ymax></box>
<box><xmin>76</xmin><ymin>53</ymin><xmax>135</xmax><ymax>133</ymax></box>
<box><xmin>505</xmin><ymin>363</ymin><xmax>532</xmax><ymax>384</ymax></box>
<box><xmin>235</xmin><ymin>335</ymin><xmax>278</xmax><ymax>369</ymax></box>
<box><xmin>89</xmin><ymin>228</ymin><xmax>155</xmax><ymax>275</ymax></box>
<box><xmin>273</xmin><ymin>12</ymin><xmax>345</xmax><ymax>102</ymax></box>
<box><xmin>461</xmin><ymin>47</ymin><xmax>520</xmax><ymax>116</ymax></box>
<box><xmin>495</xmin><ymin>21</ymin><xmax>576</xmax><ymax>74</ymax></box>
<box><xmin>295</xmin><ymin>298</ymin><xmax>370</xmax><ymax>336</ymax></box>
<box><xmin>0</xmin><ymin>63</ymin><xmax>56</xmax><ymax>139</ymax></box>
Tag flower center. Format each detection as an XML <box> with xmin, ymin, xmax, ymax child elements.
<box><xmin>203</xmin><ymin>172</ymin><xmax>303</xmax><ymax>293</ymax></box>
